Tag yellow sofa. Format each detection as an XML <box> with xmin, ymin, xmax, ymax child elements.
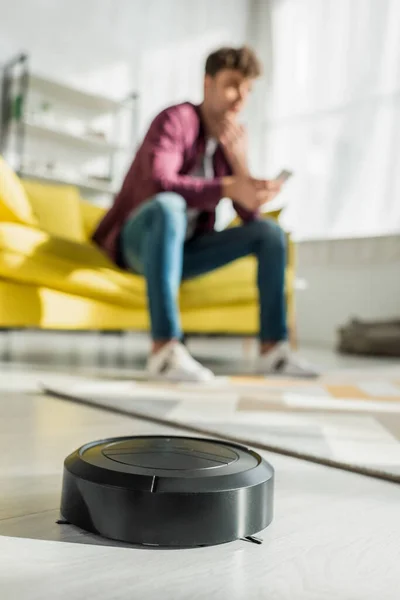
<box><xmin>0</xmin><ymin>156</ymin><xmax>295</xmax><ymax>336</ymax></box>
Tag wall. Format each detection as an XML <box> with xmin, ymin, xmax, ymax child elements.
<box><xmin>296</xmin><ymin>235</ymin><xmax>400</xmax><ymax>347</ymax></box>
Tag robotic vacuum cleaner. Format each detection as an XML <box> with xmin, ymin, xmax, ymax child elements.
<box><xmin>60</xmin><ymin>435</ymin><xmax>274</xmax><ymax>547</ymax></box>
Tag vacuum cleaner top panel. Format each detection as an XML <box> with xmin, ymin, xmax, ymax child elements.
<box><xmin>65</xmin><ymin>436</ymin><xmax>272</xmax><ymax>494</ymax></box>
<box><xmin>101</xmin><ymin>437</ymin><xmax>242</xmax><ymax>471</ymax></box>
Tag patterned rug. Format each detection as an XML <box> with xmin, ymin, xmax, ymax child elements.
<box><xmin>42</xmin><ymin>366</ymin><xmax>400</xmax><ymax>483</ymax></box>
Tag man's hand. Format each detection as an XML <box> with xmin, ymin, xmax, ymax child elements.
<box><xmin>222</xmin><ymin>177</ymin><xmax>282</xmax><ymax>212</ymax></box>
<box><xmin>252</xmin><ymin>178</ymin><xmax>282</xmax><ymax>207</ymax></box>
<box><xmin>218</xmin><ymin>119</ymin><xmax>249</xmax><ymax>177</ymax></box>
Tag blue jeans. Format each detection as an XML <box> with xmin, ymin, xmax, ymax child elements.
<box><xmin>120</xmin><ymin>192</ymin><xmax>287</xmax><ymax>342</ymax></box>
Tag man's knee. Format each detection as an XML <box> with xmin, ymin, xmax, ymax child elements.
<box><xmin>153</xmin><ymin>192</ymin><xmax>186</xmax><ymax>215</ymax></box>
<box><xmin>252</xmin><ymin>219</ymin><xmax>286</xmax><ymax>250</ymax></box>
<box><xmin>150</xmin><ymin>192</ymin><xmax>187</xmax><ymax>232</ymax></box>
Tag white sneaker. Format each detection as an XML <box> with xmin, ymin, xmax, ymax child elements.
<box><xmin>147</xmin><ymin>342</ymin><xmax>215</xmax><ymax>382</ymax></box>
<box><xmin>257</xmin><ymin>341</ymin><xmax>319</xmax><ymax>378</ymax></box>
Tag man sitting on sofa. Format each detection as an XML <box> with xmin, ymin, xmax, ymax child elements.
<box><xmin>93</xmin><ymin>46</ymin><xmax>317</xmax><ymax>381</ymax></box>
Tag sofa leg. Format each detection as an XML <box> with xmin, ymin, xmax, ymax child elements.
<box><xmin>289</xmin><ymin>328</ymin><xmax>298</xmax><ymax>350</ymax></box>
<box><xmin>244</xmin><ymin>330</ymin><xmax>297</xmax><ymax>359</ymax></box>
<box><xmin>0</xmin><ymin>328</ymin><xmax>12</xmax><ymax>362</ymax></box>
<box><xmin>242</xmin><ymin>337</ymin><xmax>255</xmax><ymax>360</ymax></box>
<box><xmin>288</xmin><ymin>312</ymin><xmax>298</xmax><ymax>350</ymax></box>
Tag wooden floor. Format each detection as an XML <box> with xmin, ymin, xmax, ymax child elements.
<box><xmin>1</xmin><ymin>352</ymin><xmax>400</xmax><ymax>599</ymax></box>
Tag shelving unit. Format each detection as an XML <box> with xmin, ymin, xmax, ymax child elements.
<box><xmin>0</xmin><ymin>53</ymin><xmax>138</xmax><ymax>201</ymax></box>
<box><xmin>12</xmin><ymin>121</ymin><xmax>126</xmax><ymax>154</ymax></box>
<box><xmin>27</xmin><ymin>73</ymin><xmax>127</xmax><ymax>113</ymax></box>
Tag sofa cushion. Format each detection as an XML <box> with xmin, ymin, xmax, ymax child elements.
<box><xmin>0</xmin><ymin>222</ymin><xmax>288</xmax><ymax>312</ymax></box>
<box><xmin>22</xmin><ymin>180</ymin><xmax>86</xmax><ymax>243</ymax></box>
<box><xmin>0</xmin><ymin>156</ymin><xmax>38</xmax><ymax>226</ymax></box>
<box><xmin>0</xmin><ymin>223</ymin><xmax>146</xmax><ymax>308</ymax></box>
<box><xmin>80</xmin><ymin>199</ymin><xmax>106</xmax><ymax>241</ymax></box>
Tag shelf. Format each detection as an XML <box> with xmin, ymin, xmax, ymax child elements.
<box><xmin>1</xmin><ymin>54</ymin><xmax>137</xmax><ymax>199</ymax></box>
<box><xmin>20</xmin><ymin>170</ymin><xmax>118</xmax><ymax>195</ymax></box>
<box><xmin>27</xmin><ymin>73</ymin><xmax>136</xmax><ymax>113</ymax></box>
<box><xmin>12</xmin><ymin>121</ymin><xmax>124</xmax><ymax>154</ymax></box>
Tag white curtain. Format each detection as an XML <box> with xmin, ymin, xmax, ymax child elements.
<box><xmin>252</xmin><ymin>0</ymin><xmax>400</xmax><ymax>240</ymax></box>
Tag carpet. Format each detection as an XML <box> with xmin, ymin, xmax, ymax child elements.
<box><xmin>42</xmin><ymin>366</ymin><xmax>400</xmax><ymax>483</ymax></box>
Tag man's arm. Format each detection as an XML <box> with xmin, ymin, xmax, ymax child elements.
<box><xmin>219</xmin><ymin>120</ymin><xmax>282</xmax><ymax>222</ymax></box>
<box><xmin>218</xmin><ymin>119</ymin><xmax>258</xmax><ymax>222</ymax></box>
<box><xmin>145</xmin><ymin>109</ymin><xmax>223</xmax><ymax>210</ymax></box>
<box><xmin>144</xmin><ymin>107</ymin><xmax>274</xmax><ymax>214</ymax></box>
<box><xmin>219</xmin><ymin>120</ymin><xmax>250</xmax><ymax>178</ymax></box>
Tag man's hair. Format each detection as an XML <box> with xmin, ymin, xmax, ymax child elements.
<box><xmin>205</xmin><ymin>46</ymin><xmax>262</xmax><ymax>78</ymax></box>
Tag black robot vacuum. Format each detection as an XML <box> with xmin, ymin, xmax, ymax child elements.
<box><xmin>60</xmin><ymin>435</ymin><xmax>274</xmax><ymax>547</ymax></box>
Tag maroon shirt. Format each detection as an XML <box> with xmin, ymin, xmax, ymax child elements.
<box><xmin>93</xmin><ymin>102</ymin><xmax>258</xmax><ymax>266</ymax></box>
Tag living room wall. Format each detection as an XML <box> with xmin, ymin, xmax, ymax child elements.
<box><xmin>0</xmin><ymin>0</ymin><xmax>251</xmax><ymax>141</ymax></box>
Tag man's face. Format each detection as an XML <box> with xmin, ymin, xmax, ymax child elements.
<box><xmin>204</xmin><ymin>69</ymin><xmax>254</xmax><ymax>120</ymax></box>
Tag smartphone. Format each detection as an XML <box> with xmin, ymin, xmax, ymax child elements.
<box><xmin>275</xmin><ymin>169</ymin><xmax>293</xmax><ymax>183</ymax></box>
